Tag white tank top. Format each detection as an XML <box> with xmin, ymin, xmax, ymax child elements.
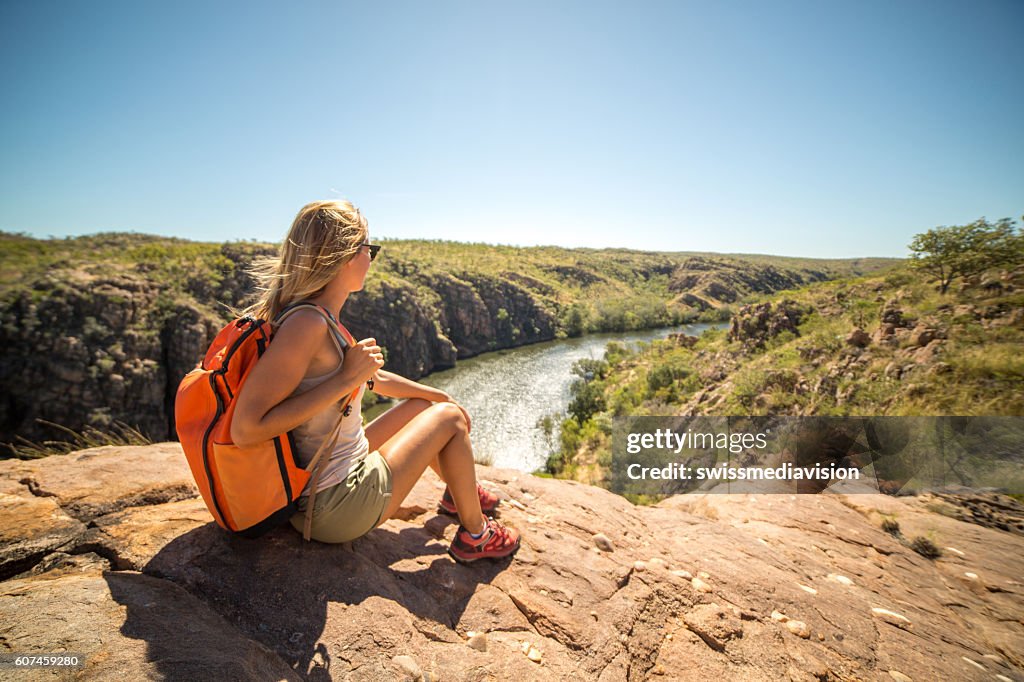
<box><xmin>289</xmin><ymin>316</ymin><xmax>370</xmax><ymax>494</ymax></box>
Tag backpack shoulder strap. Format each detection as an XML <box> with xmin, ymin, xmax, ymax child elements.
<box><xmin>275</xmin><ymin>302</ymin><xmax>348</xmax><ymax>360</ymax></box>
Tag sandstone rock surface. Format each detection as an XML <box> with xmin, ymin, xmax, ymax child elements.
<box><xmin>0</xmin><ymin>444</ymin><xmax>1021</xmax><ymax>680</ymax></box>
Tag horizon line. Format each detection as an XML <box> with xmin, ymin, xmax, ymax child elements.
<box><xmin>0</xmin><ymin>228</ymin><xmax>908</xmax><ymax>263</ymax></box>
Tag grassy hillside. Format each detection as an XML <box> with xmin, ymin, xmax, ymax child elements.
<box><xmin>0</xmin><ymin>231</ymin><xmax>895</xmax><ymax>332</ymax></box>
<box><xmin>1</xmin><ymin>230</ymin><xmax>894</xmax><ymax>455</ymax></box>
<box><xmin>549</xmin><ymin>263</ymin><xmax>1024</xmax><ymax>485</ymax></box>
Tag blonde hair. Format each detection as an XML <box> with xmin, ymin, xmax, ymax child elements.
<box><xmin>244</xmin><ymin>200</ymin><xmax>368</xmax><ymax>324</ymax></box>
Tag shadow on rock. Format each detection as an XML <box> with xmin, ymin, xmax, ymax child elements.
<box><xmin>103</xmin><ymin>569</ymin><xmax>301</xmax><ymax>681</ymax></box>
<box><xmin>110</xmin><ymin>516</ymin><xmax>513</xmax><ymax>679</ymax></box>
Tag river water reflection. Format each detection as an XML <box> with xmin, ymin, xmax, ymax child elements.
<box><xmin>368</xmin><ymin>322</ymin><xmax>722</xmax><ymax>473</ymax></box>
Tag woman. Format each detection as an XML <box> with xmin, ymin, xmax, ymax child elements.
<box><xmin>230</xmin><ymin>200</ymin><xmax>520</xmax><ymax>563</ymax></box>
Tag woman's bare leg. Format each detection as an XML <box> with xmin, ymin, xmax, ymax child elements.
<box><xmin>375</xmin><ymin>402</ymin><xmax>484</xmax><ymax>533</ymax></box>
<box><xmin>365</xmin><ymin>398</ymin><xmax>444</xmax><ymax>480</ymax></box>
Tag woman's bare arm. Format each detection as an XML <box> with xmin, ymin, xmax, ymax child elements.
<box><xmin>370</xmin><ymin>369</ymin><xmax>472</xmax><ymax>432</ymax></box>
<box><xmin>370</xmin><ymin>369</ymin><xmax>449</xmax><ymax>402</ymax></box>
<box><xmin>230</xmin><ymin>312</ymin><xmax>382</xmax><ymax>447</ymax></box>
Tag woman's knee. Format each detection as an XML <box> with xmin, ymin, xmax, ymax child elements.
<box><xmin>433</xmin><ymin>401</ymin><xmax>468</xmax><ymax>432</ymax></box>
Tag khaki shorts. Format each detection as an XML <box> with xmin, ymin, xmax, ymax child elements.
<box><xmin>290</xmin><ymin>450</ymin><xmax>393</xmax><ymax>544</ymax></box>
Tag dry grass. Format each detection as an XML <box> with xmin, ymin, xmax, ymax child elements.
<box><xmin>6</xmin><ymin>419</ymin><xmax>151</xmax><ymax>459</ymax></box>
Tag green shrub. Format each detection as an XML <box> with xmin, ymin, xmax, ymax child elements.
<box><xmin>572</xmin><ymin>357</ymin><xmax>609</xmax><ymax>381</ymax></box>
<box><xmin>568</xmin><ymin>380</ymin><xmax>606</xmax><ymax>424</ymax></box>
<box><xmin>561</xmin><ymin>303</ymin><xmax>588</xmax><ymax>337</ymax></box>
<box><xmin>646</xmin><ymin>360</ymin><xmax>693</xmax><ymax>398</ymax></box>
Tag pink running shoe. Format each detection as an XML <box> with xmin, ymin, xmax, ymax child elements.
<box><xmin>437</xmin><ymin>483</ymin><xmax>500</xmax><ymax>516</ymax></box>
<box><xmin>448</xmin><ymin>516</ymin><xmax>521</xmax><ymax>564</ymax></box>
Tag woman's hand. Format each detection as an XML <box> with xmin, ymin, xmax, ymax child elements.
<box><xmin>441</xmin><ymin>393</ymin><xmax>472</xmax><ymax>434</ymax></box>
<box><xmin>342</xmin><ymin>337</ymin><xmax>385</xmax><ymax>386</ymax></box>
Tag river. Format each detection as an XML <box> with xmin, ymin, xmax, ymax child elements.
<box><xmin>367</xmin><ymin>322</ymin><xmax>721</xmax><ymax>473</ymax></box>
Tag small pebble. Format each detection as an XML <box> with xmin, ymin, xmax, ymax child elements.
<box><xmin>634</xmin><ymin>561</ymin><xmax>647</xmax><ymax>572</ymax></box>
<box><xmin>590</xmin><ymin>610</ymin><xmax>598</xmax><ymax>620</ymax></box>
<box><xmin>467</xmin><ymin>632</ymin><xmax>488</xmax><ymax>652</ymax></box>
<box><xmin>691</xmin><ymin>577</ymin><xmax>711</xmax><ymax>593</ymax></box>
<box><xmin>649</xmin><ymin>557</ymin><xmax>667</xmax><ymax>569</ymax></box>
<box><xmin>871</xmin><ymin>607</ymin><xmax>913</xmax><ymax>630</ymax></box>
<box><xmin>786</xmin><ymin>620</ymin><xmax>810</xmax><ymax>638</ymax></box>
<box><xmin>527</xmin><ymin>646</ymin><xmax>543</xmax><ymax>663</ymax></box>
<box><xmin>521</xmin><ymin>641</ymin><xmax>531</xmax><ymax>654</ymax></box>
<box><xmin>996</xmin><ymin>675</ymin><xmax>1013</xmax><ymax>682</ymax></box>
<box><xmin>671</xmin><ymin>569</ymin><xmax>693</xmax><ymax>580</ymax></box>
<box><xmin>964</xmin><ymin>572</ymin><xmax>978</xmax><ymax>580</ymax></box>
<box><xmin>698</xmin><ymin>571</ymin><xmax>711</xmax><ymax>580</ymax></box>
<box><xmin>961</xmin><ymin>657</ymin><xmax>985</xmax><ymax>671</ymax></box>
<box><xmin>817</xmin><ymin>633</ymin><xmax>825</xmax><ymax>641</ymax></box>
<box><xmin>944</xmin><ymin>546</ymin><xmax>965</xmax><ymax>556</ymax></box>
<box><xmin>797</xmin><ymin>583</ymin><xmax>817</xmax><ymax>595</ymax></box>
<box><xmin>888</xmin><ymin>671</ymin><xmax>913</xmax><ymax>682</ymax></box>
<box><xmin>771</xmin><ymin>610</ymin><xmax>789</xmax><ymax>622</ymax></box>
<box><xmin>828</xmin><ymin>574</ymin><xmax>854</xmax><ymax>586</ymax></box>
<box><xmin>592</xmin><ymin>533</ymin><xmax>614</xmax><ymax>552</ymax></box>
<box><xmin>392</xmin><ymin>655</ymin><xmax>421</xmax><ymax>679</ymax></box>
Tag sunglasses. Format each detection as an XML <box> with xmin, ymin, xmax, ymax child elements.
<box><xmin>361</xmin><ymin>242</ymin><xmax>381</xmax><ymax>261</ymax></box>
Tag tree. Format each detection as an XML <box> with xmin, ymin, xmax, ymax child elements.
<box><xmin>562</xmin><ymin>303</ymin><xmax>588</xmax><ymax>338</ymax></box>
<box><xmin>909</xmin><ymin>217</ymin><xmax>1023</xmax><ymax>293</ymax></box>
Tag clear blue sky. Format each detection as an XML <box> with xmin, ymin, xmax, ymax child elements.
<box><xmin>1</xmin><ymin>1</ymin><xmax>1021</xmax><ymax>258</ymax></box>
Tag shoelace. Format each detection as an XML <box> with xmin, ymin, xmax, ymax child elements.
<box><xmin>482</xmin><ymin>519</ymin><xmax>515</xmax><ymax>547</ymax></box>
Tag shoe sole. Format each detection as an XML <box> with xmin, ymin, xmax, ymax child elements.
<box><xmin>447</xmin><ymin>541</ymin><xmax>521</xmax><ymax>565</ymax></box>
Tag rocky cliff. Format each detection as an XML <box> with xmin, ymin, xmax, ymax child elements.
<box><xmin>1</xmin><ymin>444</ymin><xmax>1022</xmax><ymax>680</ymax></box>
<box><xmin>1</xmin><ymin>234</ymin><xmax>867</xmax><ymax>453</ymax></box>
<box><xmin>668</xmin><ymin>256</ymin><xmax>828</xmax><ymax>311</ymax></box>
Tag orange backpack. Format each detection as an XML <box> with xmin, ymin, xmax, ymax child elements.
<box><xmin>174</xmin><ymin>302</ymin><xmax>360</xmax><ymax>538</ymax></box>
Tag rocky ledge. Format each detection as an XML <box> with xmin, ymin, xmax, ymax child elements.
<box><xmin>1</xmin><ymin>445</ymin><xmax>1022</xmax><ymax>681</ymax></box>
